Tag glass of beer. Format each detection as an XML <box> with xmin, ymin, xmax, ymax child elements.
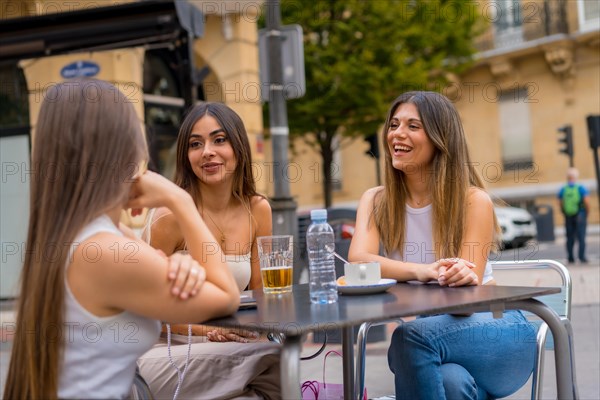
<box><xmin>257</xmin><ymin>235</ymin><xmax>293</xmax><ymax>294</ymax></box>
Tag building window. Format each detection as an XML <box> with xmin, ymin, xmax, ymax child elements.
<box><xmin>0</xmin><ymin>64</ymin><xmax>29</xmax><ymax>136</ymax></box>
<box><xmin>143</xmin><ymin>49</ymin><xmax>186</xmax><ymax>179</ymax></box>
<box><xmin>498</xmin><ymin>88</ymin><xmax>533</xmax><ymax>171</ymax></box>
<box><xmin>0</xmin><ymin>64</ymin><xmax>31</xmax><ymax>298</ymax></box>
<box><xmin>492</xmin><ymin>0</ymin><xmax>523</xmax><ymax>48</ymax></box>
<box><xmin>143</xmin><ymin>49</ymin><xmax>208</xmax><ymax>179</ymax></box>
<box><xmin>577</xmin><ymin>0</ymin><xmax>600</xmax><ymax>32</ymax></box>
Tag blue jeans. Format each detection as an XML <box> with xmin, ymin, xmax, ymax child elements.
<box><xmin>388</xmin><ymin>310</ymin><xmax>536</xmax><ymax>400</ymax></box>
<box><xmin>565</xmin><ymin>211</ymin><xmax>587</xmax><ymax>262</ymax></box>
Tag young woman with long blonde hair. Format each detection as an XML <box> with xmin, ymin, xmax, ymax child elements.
<box><xmin>350</xmin><ymin>91</ymin><xmax>536</xmax><ymax>399</ymax></box>
<box><xmin>3</xmin><ymin>79</ymin><xmax>239</xmax><ymax>399</ymax></box>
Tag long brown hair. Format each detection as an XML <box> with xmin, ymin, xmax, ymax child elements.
<box><xmin>174</xmin><ymin>102</ymin><xmax>259</xmax><ymax>208</ymax></box>
<box><xmin>373</xmin><ymin>91</ymin><xmax>499</xmax><ymax>258</ymax></box>
<box><xmin>3</xmin><ymin>79</ymin><xmax>147</xmax><ymax>399</ymax></box>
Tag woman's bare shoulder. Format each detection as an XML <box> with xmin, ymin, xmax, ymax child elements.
<box><xmin>250</xmin><ymin>195</ymin><xmax>272</xmax><ymax>214</ymax></box>
<box><xmin>467</xmin><ymin>187</ymin><xmax>493</xmax><ymax>207</ymax></box>
<box><xmin>359</xmin><ymin>186</ymin><xmax>384</xmax><ymax>206</ymax></box>
<box><xmin>150</xmin><ymin>207</ymin><xmax>184</xmax><ymax>251</ymax></box>
<box><xmin>363</xmin><ymin>186</ymin><xmax>384</xmax><ymax>199</ymax></box>
<box><xmin>250</xmin><ymin>195</ymin><xmax>272</xmax><ymax>233</ymax></box>
<box><xmin>150</xmin><ymin>207</ymin><xmax>178</xmax><ymax>230</ymax></box>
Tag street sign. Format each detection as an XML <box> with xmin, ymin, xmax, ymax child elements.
<box><xmin>258</xmin><ymin>24</ymin><xmax>305</xmax><ymax>102</ymax></box>
<box><xmin>60</xmin><ymin>60</ymin><xmax>100</xmax><ymax>79</ymax></box>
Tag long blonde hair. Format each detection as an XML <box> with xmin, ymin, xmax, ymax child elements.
<box><xmin>3</xmin><ymin>79</ymin><xmax>147</xmax><ymax>399</ymax></box>
<box><xmin>373</xmin><ymin>91</ymin><xmax>499</xmax><ymax>258</ymax></box>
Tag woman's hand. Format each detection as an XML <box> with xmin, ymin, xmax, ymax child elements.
<box><xmin>437</xmin><ymin>258</ymin><xmax>478</xmax><ymax>287</ymax></box>
<box><xmin>206</xmin><ymin>328</ymin><xmax>259</xmax><ymax>343</ymax></box>
<box><xmin>126</xmin><ymin>171</ymin><xmax>190</xmax><ymax>214</ymax></box>
<box><xmin>415</xmin><ymin>262</ymin><xmax>441</xmax><ymax>283</ymax></box>
<box><xmin>164</xmin><ymin>251</ymin><xmax>206</xmax><ymax>299</ymax></box>
<box><xmin>156</xmin><ymin>250</ymin><xmax>207</xmax><ymax>299</ymax></box>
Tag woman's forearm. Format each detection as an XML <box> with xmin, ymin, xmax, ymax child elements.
<box><xmin>167</xmin><ymin>194</ymin><xmax>238</xmax><ymax>297</ymax></box>
<box><xmin>349</xmin><ymin>251</ymin><xmax>431</xmax><ymax>282</ymax></box>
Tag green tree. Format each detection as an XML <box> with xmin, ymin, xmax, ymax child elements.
<box><xmin>276</xmin><ymin>0</ymin><xmax>484</xmax><ymax>207</ymax></box>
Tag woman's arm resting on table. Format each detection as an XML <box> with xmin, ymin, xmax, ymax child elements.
<box><xmin>348</xmin><ymin>187</ymin><xmax>440</xmax><ymax>283</ymax></box>
<box><xmin>440</xmin><ymin>188</ymin><xmax>494</xmax><ymax>287</ymax></box>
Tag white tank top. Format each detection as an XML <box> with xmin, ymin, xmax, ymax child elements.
<box><xmin>388</xmin><ymin>204</ymin><xmax>494</xmax><ymax>284</ymax></box>
<box><xmin>224</xmin><ymin>253</ymin><xmax>252</xmax><ymax>292</ymax></box>
<box><xmin>58</xmin><ymin>215</ymin><xmax>161</xmax><ymax>399</ymax></box>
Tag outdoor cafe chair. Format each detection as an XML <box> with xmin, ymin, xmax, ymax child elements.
<box><xmin>491</xmin><ymin>259</ymin><xmax>577</xmax><ymax>399</ymax></box>
<box><xmin>354</xmin><ymin>259</ymin><xmax>577</xmax><ymax>400</ymax></box>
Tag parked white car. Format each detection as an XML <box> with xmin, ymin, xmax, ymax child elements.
<box><xmin>494</xmin><ymin>206</ymin><xmax>538</xmax><ymax>248</ymax></box>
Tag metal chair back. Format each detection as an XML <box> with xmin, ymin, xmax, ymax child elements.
<box><xmin>354</xmin><ymin>259</ymin><xmax>575</xmax><ymax>400</ymax></box>
<box><xmin>491</xmin><ymin>259</ymin><xmax>575</xmax><ymax>399</ymax></box>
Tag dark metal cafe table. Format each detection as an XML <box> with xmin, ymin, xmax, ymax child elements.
<box><xmin>207</xmin><ymin>283</ymin><xmax>576</xmax><ymax>399</ymax></box>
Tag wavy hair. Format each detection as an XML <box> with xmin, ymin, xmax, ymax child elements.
<box><xmin>173</xmin><ymin>102</ymin><xmax>259</xmax><ymax>208</ymax></box>
<box><xmin>3</xmin><ymin>79</ymin><xmax>147</xmax><ymax>399</ymax></box>
<box><xmin>373</xmin><ymin>91</ymin><xmax>499</xmax><ymax>258</ymax></box>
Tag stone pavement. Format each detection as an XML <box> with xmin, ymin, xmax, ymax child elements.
<box><xmin>1</xmin><ymin>234</ymin><xmax>599</xmax><ymax>399</ymax></box>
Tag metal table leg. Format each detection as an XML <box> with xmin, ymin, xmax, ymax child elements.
<box><xmin>281</xmin><ymin>333</ymin><xmax>303</xmax><ymax>399</ymax></box>
<box><xmin>355</xmin><ymin>322</ymin><xmax>372</xmax><ymax>399</ymax></box>
<box><xmin>341</xmin><ymin>326</ymin><xmax>355</xmax><ymax>399</ymax></box>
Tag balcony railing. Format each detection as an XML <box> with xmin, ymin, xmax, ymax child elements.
<box><xmin>475</xmin><ymin>1</ymin><xmax>569</xmax><ymax>52</ymax></box>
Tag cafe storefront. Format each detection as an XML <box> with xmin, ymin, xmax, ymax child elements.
<box><xmin>0</xmin><ymin>0</ymin><xmax>266</xmax><ymax>298</ymax></box>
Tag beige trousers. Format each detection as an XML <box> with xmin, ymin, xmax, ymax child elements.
<box><xmin>137</xmin><ymin>334</ymin><xmax>281</xmax><ymax>400</ymax></box>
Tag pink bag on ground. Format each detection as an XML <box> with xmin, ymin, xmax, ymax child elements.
<box><xmin>301</xmin><ymin>350</ymin><xmax>367</xmax><ymax>400</ymax></box>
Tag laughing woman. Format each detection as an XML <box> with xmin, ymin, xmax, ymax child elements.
<box><xmin>349</xmin><ymin>91</ymin><xmax>536</xmax><ymax>400</ymax></box>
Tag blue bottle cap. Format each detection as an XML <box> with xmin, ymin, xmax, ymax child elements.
<box><xmin>310</xmin><ymin>209</ymin><xmax>327</xmax><ymax>220</ymax></box>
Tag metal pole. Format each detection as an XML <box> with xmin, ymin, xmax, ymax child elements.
<box><xmin>266</xmin><ymin>0</ymin><xmax>298</xmax><ymax>240</ymax></box>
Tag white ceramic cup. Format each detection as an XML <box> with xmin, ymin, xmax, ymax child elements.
<box><xmin>344</xmin><ymin>261</ymin><xmax>381</xmax><ymax>286</ymax></box>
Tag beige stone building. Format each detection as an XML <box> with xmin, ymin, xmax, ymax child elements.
<box><xmin>1</xmin><ymin>0</ymin><xmax>598</xmax><ymax>228</ymax></box>
<box><xmin>455</xmin><ymin>0</ymin><xmax>600</xmax><ymax>226</ymax></box>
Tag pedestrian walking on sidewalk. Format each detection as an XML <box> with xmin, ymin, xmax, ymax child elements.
<box><xmin>558</xmin><ymin>167</ymin><xmax>590</xmax><ymax>264</ymax></box>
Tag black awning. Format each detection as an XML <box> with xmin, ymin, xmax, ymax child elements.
<box><xmin>0</xmin><ymin>0</ymin><xmax>204</xmax><ymax>63</ymax></box>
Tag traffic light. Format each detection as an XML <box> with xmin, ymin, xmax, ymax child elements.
<box><xmin>557</xmin><ymin>125</ymin><xmax>573</xmax><ymax>157</ymax></box>
<box><xmin>587</xmin><ymin>115</ymin><xmax>600</xmax><ymax>149</ymax></box>
<box><xmin>364</xmin><ymin>134</ymin><xmax>380</xmax><ymax>159</ymax></box>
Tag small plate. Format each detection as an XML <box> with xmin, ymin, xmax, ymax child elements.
<box><xmin>336</xmin><ymin>277</ymin><xmax>397</xmax><ymax>295</ymax></box>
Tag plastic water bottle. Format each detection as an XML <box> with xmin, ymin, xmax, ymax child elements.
<box><xmin>307</xmin><ymin>209</ymin><xmax>338</xmax><ymax>304</ymax></box>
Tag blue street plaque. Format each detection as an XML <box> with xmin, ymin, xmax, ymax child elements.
<box><xmin>60</xmin><ymin>61</ymin><xmax>100</xmax><ymax>79</ymax></box>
